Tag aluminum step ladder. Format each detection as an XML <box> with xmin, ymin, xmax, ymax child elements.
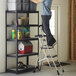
<box><xmin>34</xmin><ymin>27</ymin><xmax>64</xmax><ymax>75</ymax></box>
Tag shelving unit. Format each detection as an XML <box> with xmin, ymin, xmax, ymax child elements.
<box><xmin>5</xmin><ymin>0</ymin><xmax>39</xmax><ymax>74</ymax></box>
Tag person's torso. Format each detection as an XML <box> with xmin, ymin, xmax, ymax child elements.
<box><xmin>41</xmin><ymin>0</ymin><xmax>52</xmax><ymax>15</ymax></box>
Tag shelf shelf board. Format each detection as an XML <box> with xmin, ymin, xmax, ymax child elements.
<box><xmin>7</xmin><ymin>25</ymin><xmax>16</xmax><ymax>27</ymax></box>
<box><xmin>18</xmin><ymin>38</ymin><xmax>38</xmax><ymax>41</ymax></box>
<box><xmin>7</xmin><ymin>52</ymin><xmax>38</xmax><ymax>58</ymax></box>
<box><xmin>18</xmin><ymin>24</ymin><xmax>39</xmax><ymax>27</ymax></box>
<box><xmin>7</xmin><ymin>65</ymin><xmax>37</xmax><ymax>74</ymax></box>
<box><xmin>7</xmin><ymin>39</ymin><xmax>16</xmax><ymax>41</ymax></box>
<box><xmin>6</xmin><ymin>10</ymin><xmax>39</xmax><ymax>13</ymax></box>
<box><xmin>7</xmin><ymin>37</ymin><xmax>38</xmax><ymax>41</ymax></box>
<box><xmin>7</xmin><ymin>24</ymin><xmax>39</xmax><ymax>27</ymax></box>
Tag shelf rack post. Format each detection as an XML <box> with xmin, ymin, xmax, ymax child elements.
<box><xmin>16</xmin><ymin>0</ymin><xmax>18</xmax><ymax>74</ymax></box>
<box><xmin>5</xmin><ymin>11</ymin><xmax>7</xmax><ymax>73</ymax></box>
<box><xmin>38</xmin><ymin>12</ymin><xmax>39</xmax><ymax>68</ymax></box>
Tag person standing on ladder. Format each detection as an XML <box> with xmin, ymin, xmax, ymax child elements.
<box><xmin>30</xmin><ymin>0</ymin><xmax>56</xmax><ymax>47</ymax></box>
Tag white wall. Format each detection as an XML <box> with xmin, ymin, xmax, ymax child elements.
<box><xmin>0</xmin><ymin>0</ymin><xmax>68</xmax><ymax>73</ymax></box>
<box><xmin>0</xmin><ymin>0</ymin><xmax>6</xmax><ymax>73</ymax></box>
<box><xmin>52</xmin><ymin>0</ymin><xmax>68</xmax><ymax>61</ymax></box>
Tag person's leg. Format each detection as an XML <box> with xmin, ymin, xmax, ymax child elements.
<box><xmin>41</xmin><ymin>15</ymin><xmax>56</xmax><ymax>46</ymax></box>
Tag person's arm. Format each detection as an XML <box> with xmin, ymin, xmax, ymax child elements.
<box><xmin>30</xmin><ymin>0</ymin><xmax>42</xmax><ymax>4</ymax></box>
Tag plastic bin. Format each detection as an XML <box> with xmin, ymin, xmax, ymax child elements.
<box><xmin>8</xmin><ymin>3</ymin><xmax>21</xmax><ymax>10</ymax></box>
<box><xmin>8</xmin><ymin>0</ymin><xmax>21</xmax><ymax>10</ymax></box>
<box><xmin>23</xmin><ymin>3</ymin><xmax>29</xmax><ymax>11</ymax></box>
<box><xmin>23</xmin><ymin>0</ymin><xmax>29</xmax><ymax>3</ymax></box>
<box><xmin>23</xmin><ymin>2</ymin><xmax>37</xmax><ymax>11</ymax></box>
<box><xmin>30</xmin><ymin>2</ymin><xmax>37</xmax><ymax>11</ymax></box>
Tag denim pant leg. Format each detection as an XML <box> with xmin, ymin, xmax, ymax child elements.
<box><xmin>41</xmin><ymin>15</ymin><xmax>56</xmax><ymax>46</ymax></box>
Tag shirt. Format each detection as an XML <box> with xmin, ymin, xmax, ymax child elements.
<box><xmin>41</xmin><ymin>0</ymin><xmax>52</xmax><ymax>15</ymax></box>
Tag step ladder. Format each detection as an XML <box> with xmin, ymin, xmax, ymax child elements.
<box><xmin>34</xmin><ymin>27</ymin><xmax>64</xmax><ymax>75</ymax></box>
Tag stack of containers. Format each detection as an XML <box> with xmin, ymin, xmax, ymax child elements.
<box><xmin>8</xmin><ymin>0</ymin><xmax>21</xmax><ymax>10</ymax></box>
<box><xmin>7</xmin><ymin>0</ymin><xmax>37</xmax><ymax>11</ymax></box>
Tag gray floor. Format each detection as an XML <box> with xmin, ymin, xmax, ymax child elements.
<box><xmin>0</xmin><ymin>62</ymin><xmax>76</xmax><ymax>76</ymax></box>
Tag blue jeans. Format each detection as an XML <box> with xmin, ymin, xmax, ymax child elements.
<box><xmin>41</xmin><ymin>15</ymin><xmax>56</xmax><ymax>46</ymax></box>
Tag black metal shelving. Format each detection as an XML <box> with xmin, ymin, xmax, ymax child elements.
<box><xmin>7</xmin><ymin>65</ymin><xmax>36</xmax><ymax>74</ymax></box>
<box><xmin>6</xmin><ymin>10</ymin><xmax>39</xmax><ymax>13</ymax></box>
<box><xmin>7</xmin><ymin>24</ymin><xmax>39</xmax><ymax>27</ymax></box>
<box><xmin>7</xmin><ymin>37</ymin><xmax>38</xmax><ymax>41</ymax></box>
<box><xmin>5</xmin><ymin>0</ymin><xmax>39</xmax><ymax>74</ymax></box>
<box><xmin>7</xmin><ymin>52</ymin><xmax>38</xmax><ymax>58</ymax></box>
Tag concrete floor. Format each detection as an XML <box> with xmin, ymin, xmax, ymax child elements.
<box><xmin>0</xmin><ymin>62</ymin><xmax>76</xmax><ymax>76</ymax></box>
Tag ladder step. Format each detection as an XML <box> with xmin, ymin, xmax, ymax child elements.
<box><xmin>47</xmin><ymin>55</ymin><xmax>57</xmax><ymax>58</ymax></box>
<box><xmin>43</xmin><ymin>39</ymin><xmax>46</xmax><ymax>41</ymax></box>
<box><xmin>35</xmin><ymin>35</ymin><xmax>46</xmax><ymax>38</ymax></box>
<box><xmin>41</xmin><ymin>45</ymin><xmax>53</xmax><ymax>49</ymax></box>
